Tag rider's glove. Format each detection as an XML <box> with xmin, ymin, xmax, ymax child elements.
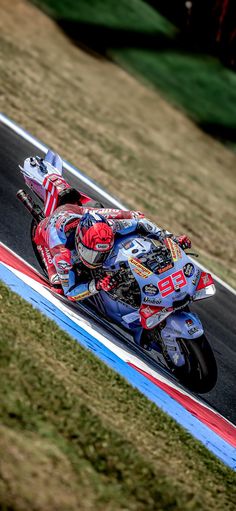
<box><xmin>176</xmin><ymin>235</ymin><xmax>192</xmax><ymax>250</ymax></box>
<box><xmin>96</xmin><ymin>274</ymin><xmax>119</xmax><ymax>292</ymax></box>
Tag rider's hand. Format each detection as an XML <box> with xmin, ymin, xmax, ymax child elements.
<box><xmin>96</xmin><ymin>274</ymin><xmax>118</xmax><ymax>292</ymax></box>
<box><xmin>176</xmin><ymin>235</ymin><xmax>192</xmax><ymax>250</ymax></box>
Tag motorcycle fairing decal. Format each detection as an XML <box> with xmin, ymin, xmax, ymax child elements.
<box><xmin>193</xmin><ymin>271</ymin><xmax>216</xmax><ymax>301</ymax></box>
<box><xmin>157</xmin><ymin>262</ymin><xmax>173</xmax><ymax>274</ymax></box>
<box><xmin>158</xmin><ymin>270</ymin><xmax>187</xmax><ymax>298</ymax></box>
<box><xmin>142</xmin><ymin>284</ymin><xmax>159</xmax><ymax>296</ymax></box>
<box><xmin>197</xmin><ymin>271</ymin><xmax>214</xmax><ymax>290</ymax></box>
<box><xmin>122</xmin><ymin>240</ymin><xmax>135</xmax><ymax>250</ymax></box>
<box><xmin>128</xmin><ymin>257</ymin><xmax>152</xmax><ymax>278</ymax></box>
<box><xmin>183</xmin><ymin>263</ymin><xmax>195</xmax><ymax>278</ymax></box>
<box><xmin>1</xmin><ymin>242</ymin><xmax>236</xmax><ymax>469</ymax></box>
<box><xmin>69</xmin><ymin>289</ymin><xmax>91</xmax><ymax>301</ymax></box>
<box><xmin>164</xmin><ymin>238</ymin><xmax>182</xmax><ymax>261</ymax></box>
<box><xmin>139</xmin><ymin>303</ymin><xmax>172</xmax><ymax>329</ymax></box>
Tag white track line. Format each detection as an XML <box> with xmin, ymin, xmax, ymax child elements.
<box><xmin>1</xmin><ymin>112</ymin><xmax>235</xmax><ymax>296</ymax></box>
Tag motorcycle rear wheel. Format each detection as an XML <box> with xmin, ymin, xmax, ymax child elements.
<box><xmin>162</xmin><ymin>334</ymin><xmax>217</xmax><ymax>393</ymax></box>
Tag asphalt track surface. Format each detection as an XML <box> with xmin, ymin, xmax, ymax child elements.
<box><xmin>1</xmin><ymin>121</ymin><xmax>236</xmax><ymax>424</ymax></box>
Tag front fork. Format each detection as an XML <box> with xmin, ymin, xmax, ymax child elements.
<box><xmin>134</xmin><ymin>310</ymin><xmax>204</xmax><ymax>364</ymax></box>
<box><xmin>158</xmin><ymin>311</ymin><xmax>204</xmax><ymax>366</ymax></box>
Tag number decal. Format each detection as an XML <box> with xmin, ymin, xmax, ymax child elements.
<box><xmin>158</xmin><ymin>270</ymin><xmax>187</xmax><ymax>297</ymax></box>
<box><xmin>158</xmin><ymin>276</ymin><xmax>174</xmax><ymax>297</ymax></box>
<box><xmin>172</xmin><ymin>270</ymin><xmax>187</xmax><ymax>289</ymax></box>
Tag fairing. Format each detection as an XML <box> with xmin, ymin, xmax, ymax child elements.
<box><xmin>100</xmin><ymin>235</ymin><xmax>213</xmax><ymax>342</ymax></box>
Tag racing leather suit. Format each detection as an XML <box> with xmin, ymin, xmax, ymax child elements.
<box><xmin>34</xmin><ymin>204</ymin><xmax>177</xmax><ymax>301</ymax></box>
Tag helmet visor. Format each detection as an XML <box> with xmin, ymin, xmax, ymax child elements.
<box><xmin>78</xmin><ymin>243</ymin><xmax>110</xmax><ymax>267</ymax></box>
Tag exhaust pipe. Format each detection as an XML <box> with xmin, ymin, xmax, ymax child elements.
<box><xmin>16</xmin><ymin>189</ymin><xmax>45</xmax><ymax>222</ymax></box>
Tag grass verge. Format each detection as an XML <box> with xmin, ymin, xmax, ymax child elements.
<box><xmin>32</xmin><ymin>0</ymin><xmax>236</xmax><ymax>149</ymax></box>
<box><xmin>0</xmin><ymin>280</ymin><xmax>236</xmax><ymax>510</ymax></box>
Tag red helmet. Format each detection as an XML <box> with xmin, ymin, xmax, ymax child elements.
<box><xmin>75</xmin><ymin>212</ymin><xmax>114</xmax><ymax>268</ymax></box>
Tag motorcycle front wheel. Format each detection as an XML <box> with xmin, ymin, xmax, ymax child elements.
<box><xmin>161</xmin><ymin>334</ymin><xmax>217</xmax><ymax>394</ymax></box>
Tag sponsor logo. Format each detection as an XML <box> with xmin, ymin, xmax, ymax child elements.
<box><xmin>157</xmin><ymin>263</ymin><xmax>173</xmax><ymax>274</ymax></box>
<box><xmin>129</xmin><ymin>257</ymin><xmax>152</xmax><ymax>278</ymax></box>
<box><xmin>188</xmin><ymin>326</ymin><xmax>199</xmax><ymax>335</ymax></box>
<box><xmin>142</xmin><ymin>306</ymin><xmax>153</xmax><ymax>315</ymax></box>
<box><xmin>45</xmin><ymin>248</ymin><xmax>53</xmax><ymax>265</ymax></box>
<box><xmin>203</xmin><ymin>273</ymin><xmax>210</xmax><ymax>285</ymax></box>
<box><xmin>185</xmin><ymin>319</ymin><xmax>193</xmax><ymax>327</ymax></box>
<box><xmin>123</xmin><ymin>240</ymin><xmax>134</xmax><ymax>250</ymax></box>
<box><xmin>59</xmin><ymin>275</ymin><xmax>69</xmax><ymax>286</ymax></box>
<box><xmin>96</xmin><ymin>243</ymin><xmax>110</xmax><ymax>249</ymax></box>
<box><xmin>134</xmin><ymin>268</ymin><xmax>151</xmax><ymax>278</ymax></box>
<box><xmin>95</xmin><ymin>208</ymin><xmax>113</xmax><ymax>215</ymax></box>
<box><xmin>64</xmin><ymin>219</ymin><xmax>80</xmax><ymax>233</ymax></box>
<box><xmin>144</xmin><ymin>297</ymin><xmax>162</xmax><ymax>304</ymax></box>
<box><xmin>72</xmin><ymin>290</ymin><xmax>90</xmax><ymax>301</ymax></box>
<box><xmin>192</xmin><ymin>269</ymin><xmax>200</xmax><ymax>286</ymax></box>
<box><xmin>183</xmin><ymin>263</ymin><xmax>194</xmax><ymax>278</ymax></box>
<box><xmin>142</xmin><ymin>284</ymin><xmax>159</xmax><ymax>296</ymax></box>
<box><xmin>165</xmin><ymin>238</ymin><xmax>182</xmax><ymax>261</ymax></box>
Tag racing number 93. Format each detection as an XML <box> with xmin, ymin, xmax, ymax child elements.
<box><xmin>158</xmin><ymin>270</ymin><xmax>187</xmax><ymax>298</ymax></box>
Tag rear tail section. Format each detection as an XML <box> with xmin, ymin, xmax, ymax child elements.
<box><xmin>44</xmin><ymin>150</ymin><xmax>63</xmax><ymax>174</ymax></box>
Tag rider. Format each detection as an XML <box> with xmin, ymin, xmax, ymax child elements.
<box><xmin>34</xmin><ymin>174</ymin><xmax>191</xmax><ymax>300</ymax></box>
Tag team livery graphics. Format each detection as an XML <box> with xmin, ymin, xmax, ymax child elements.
<box><xmin>164</xmin><ymin>238</ymin><xmax>182</xmax><ymax>262</ymax></box>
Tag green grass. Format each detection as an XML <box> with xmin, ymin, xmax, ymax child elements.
<box><xmin>32</xmin><ymin>0</ymin><xmax>236</xmax><ymax>147</ymax></box>
<box><xmin>32</xmin><ymin>0</ymin><xmax>174</xmax><ymax>33</ymax></box>
<box><xmin>0</xmin><ymin>280</ymin><xmax>236</xmax><ymax>510</ymax></box>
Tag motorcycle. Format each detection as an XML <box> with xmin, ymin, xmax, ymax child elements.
<box><xmin>17</xmin><ymin>150</ymin><xmax>217</xmax><ymax>393</ymax></box>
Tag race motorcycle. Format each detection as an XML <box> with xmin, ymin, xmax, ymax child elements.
<box><xmin>17</xmin><ymin>150</ymin><xmax>217</xmax><ymax>393</ymax></box>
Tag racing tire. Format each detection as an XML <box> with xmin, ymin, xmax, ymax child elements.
<box><xmin>163</xmin><ymin>334</ymin><xmax>217</xmax><ymax>394</ymax></box>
